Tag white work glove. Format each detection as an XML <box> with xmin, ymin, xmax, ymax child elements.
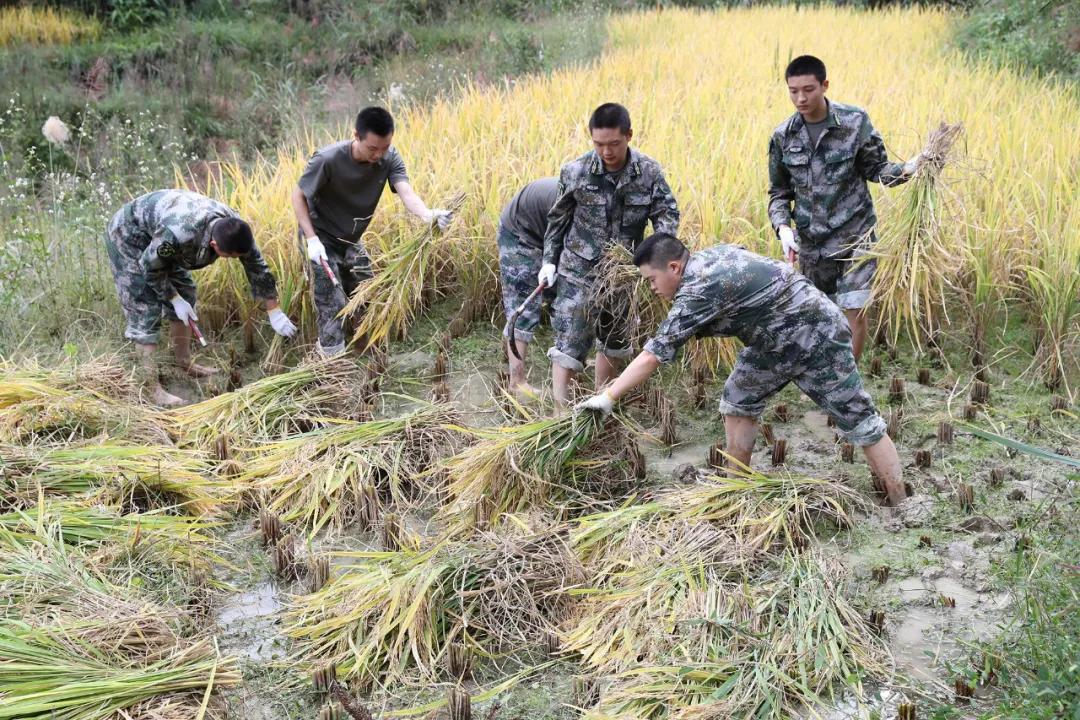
<box><xmin>778</xmin><ymin>225</ymin><xmax>799</xmax><ymax>263</ymax></box>
<box><xmin>576</xmin><ymin>389</ymin><xmax>615</xmax><ymax>417</ymax></box>
<box><xmin>537</xmin><ymin>263</ymin><xmax>557</xmax><ymax>288</ymax></box>
<box><xmin>268</xmin><ymin>308</ymin><xmax>297</xmax><ymax>338</ymax></box>
<box><xmin>170</xmin><ymin>295</ymin><xmax>198</xmax><ymax>324</ymax></box>
<box><xmin>902</xmin><ymin>152</ymin><xmax>923</xmax><ymax>176</ymax></box>
<box><xmin>429</xmin><ymin>209</ymin><xmax>453</xmax><ymax>232</ymax></box>
<box><xmin>306</xmin><ymin>236</ymin><xmax>327</xmax><ymax>263</ymax></box>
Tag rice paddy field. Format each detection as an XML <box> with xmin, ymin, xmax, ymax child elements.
<box><xmin>2</xmin><ymin>4</ymin><xmax>1079</xmax><ymax>720</ymax></box>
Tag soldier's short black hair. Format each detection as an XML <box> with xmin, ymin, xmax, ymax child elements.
<box><xmin>589</xmin><ymin>103</ymin><xmax>632</xmax><ymax>135</ymax></box>
<box><xmin>356</xmin><ymin>106</ymin><xmax>395</xmax><ymax>138</ymax></box>
<box><xmin>785</xmin><ymin>55</ymin><xmax>827</xmax><ymax>84</ymax></box>
<box><xmin>634</xmin><ymin>233</ymin><xmax>688</xmax><ymax>268</ymax></box>
<box><xmin>213</xmin><ymin>217</ymin><xmax>254</xmax><ymax>255</ymax></box>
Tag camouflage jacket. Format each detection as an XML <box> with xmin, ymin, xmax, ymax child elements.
<box><xmin>767</xmin><ymin>101</ymin><xmax>909</xmax><ymax>255</ymax></box>
<box><xmin>542</xmin><ymin>148</ymin><xmax>679</xmax><ymax>282</ymax></box>
<box><xmin>644</xmin><ymin>244</ymin><xmax>826</xmax><ymax>363</ymax></box>
<box><xmin>115</xmin><ymin>190</ymin><xmax>277</xmax><ymax>302</ymax></box>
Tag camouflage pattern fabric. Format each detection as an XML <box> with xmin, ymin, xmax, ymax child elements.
<box><xmin>105</xmin><ymin>190</ymin><xmax>277</xmax><ymax>345</ymax></box>
<box><xmin>307</xmin><ymin>231</ymin><xmax>374</xmax><ymax>350</ymax></box>
<box><xmin>644</xmin><ymin>244</ymin><xmax>886</xmax><ymax>446</ymax></box>
<box><xmin>498</xmin><ymin>224</ymin><xmax>553</xmax><ymax>344</ymax></box>
<box><xmin>542</xmin><ymin>148</ymin><xmax>679</xmax><ymax>369</ymax></box>
<box><xmin>767</xmin><ymin>101</ymin><xmax>909</xmax><ymax>309</ymax></box>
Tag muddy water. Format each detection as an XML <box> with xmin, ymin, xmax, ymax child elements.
<box><xmin>217</xmin><ymin>581</ymin><xmax>284</xmax><ymax>661</ymax></box>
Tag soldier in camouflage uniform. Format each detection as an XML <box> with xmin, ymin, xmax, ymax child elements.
<box><xmin>498</xmin><ymin>177</ymin><xmax>559</xmax><ymax>394</ymax></box>
<box><xmin>292</xmin><ymin>106</ymin><xmax>453</xmax><ymax>356</ymax></box>
<box><xmin>768</xmin><ymin>55</ymin><xmax>923</xmax><ymax>360</ymax></box>
<box><xmin>578</xmin><ymin>233</ymin><xmax>907</xmax><ymax>507</ymax></box>
<box><xmin>106</xmin><ymin>189</ymin><xmax>295</xmax><ymax>406</ymax></box>
<box><xmin>539</xmin><ymin>103</ymin><xmax>680</xmax><ymax>406</ymax></box>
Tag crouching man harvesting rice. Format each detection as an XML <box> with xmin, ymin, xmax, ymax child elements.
<box><xmin>577</xmin><ymin>233</ymin><xmax>907</xmax><ymax>507</ymax></box>
<box><xmin>498</xmin><ymin>177</ymin><xmax>560</xmax><ymax>394</ymax></box>
<box><xmin>106</xmin><ymin>189</ymin><xmax>296</xmax><ymax>407</ymax></box>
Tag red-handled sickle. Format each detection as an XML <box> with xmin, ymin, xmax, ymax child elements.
<box><xmin>319</xmin><ymin>257</ymin><xmax>340</xmax><ymax>287</ymax></box>
<box><xmin>188</xmin><ymin>319</ymin><xmax>208</xmax><ymax>347</ymax></box>
<box><xmin>507</xmin><ymin>282</ymin><xmax>546</xmax><ymax>360</ymax></box>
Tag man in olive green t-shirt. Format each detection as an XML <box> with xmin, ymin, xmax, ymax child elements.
<box><xmin>291</xmin><ymin>106</ymin><xmax>453</xmax><ymax>356</ymax></box>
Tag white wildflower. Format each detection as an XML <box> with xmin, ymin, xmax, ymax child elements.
<box><xmin>42</xmin><ymin>116</ymin><xmax>70</xmax><ymax>146</ymax></box>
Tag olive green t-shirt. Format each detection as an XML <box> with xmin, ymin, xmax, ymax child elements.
<box><xmin>297</xmin><ymin>140</ymin><xmax>410</xmax><ymax>248</ymax></box>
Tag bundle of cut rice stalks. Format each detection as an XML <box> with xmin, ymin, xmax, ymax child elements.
<box><xmin>283</xmin><ymin>527</ymin><xmax>584</xmax><ymax>687</ymax></box>
<box><xmin>238</xmin><ymin>403</ymin><xmax>461</xmax><ymax>535</ymax></box>
<box><xmin>0</xmin><ymin>501</ymin><xmax>221</xmax><ymax>570</ymax></box>
<box><xmin>582</xmin><ymin>552</ymin><xmax>886</xmax><ymax>719</ymax></box>
<box><xmin>571</xmin><ymin>469</ymin><xmax>863</xmax><ymax>568</ymax></box>
<box><xmin>0</xmin><ymin>359</ymin><xmax>166</xmax><ymax>444</ymax></box>
<box><xmin>439</xmin><ymin>410</ymin><xmax>640</xmax><ymax>528</ymax></box>
<box><xmin>167</xmin><ymin>356</ymin><xmax>368</xmax><ymax>451</ymax></box>
<box><xmin>0</xmin><ymin>618</ymin><xmax>239</xmax><ymax>720</ymax></box>
<box><xmin>866</xmin><ymin>121</ymin><xmax>965</xmax><ymax>352</ymax></box>
<box><xmin>588</xmin><ymin>244</ymin><xmax>668</xmax><ymax>354</ymax></box>
<box><xmin>0</xmin><ymin>441</ymin><xmax>228</xmax><ymax>515</ymax></box>
<box><xmin>341</xmin><ymin>192</ymin><xmax>468</xmax><ymax>349</ymax></box>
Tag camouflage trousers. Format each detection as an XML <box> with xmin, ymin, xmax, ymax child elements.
<box><xmin>497</xmin><ymin>224</ymin><xmax>553</xmax><ymax>344</ymax></box>
<box><xmin>799</xmin><ymin>231</ymin><xmax>876</xmax><ymax>311</ymax></box>
<box><xmin>547</xmin><ymin>272</ymin><xmax>633</xmax><ymax>373</ymax></box>
<box><xmin>307</xmin><ymin>232</ymin><xmax>374</xmax><ymax>351</ymax></box>
<box><xmin>719</xmin><ymin>289</ymin><xmax>886</xmax><ymax>446</ymax></box>
<box><xmin>105</xmin><ymin>215</ymin><xmax>195</xmax><ymax>346</ymax></box>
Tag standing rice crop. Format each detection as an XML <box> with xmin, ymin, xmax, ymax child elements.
<box><xmin>1024</xmin><ymin>237</ymin><xmax>1080</xmax><ymax>392</ymax></box>
<box><xmin>865</xmin><ymin>122</ymin><xmax>965</xmax><ymax>352</ymax></box>
<box><xmin>0</xmin><ymin>6</ymin><xmax>100</xmax><ymax>46</ymax></box>
<box><xmin>588</xmin><ymin>245</ymin><xmax>667</xmax><ymax>354</ymax></box>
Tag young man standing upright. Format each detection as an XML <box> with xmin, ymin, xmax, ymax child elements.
<box><xmin>292</xmin><ymin>106</ymin><xmax>453</xmax><ymax>356</ymax></box>
<box><xmin>768</xmin><ymin>55</ymin><xmax>924</xmax><ymax>360</ymax></box>
<box><xmin>539</xmin><ymin>102</ymin><xmax>680</xmax><ymax>406</ymax></box>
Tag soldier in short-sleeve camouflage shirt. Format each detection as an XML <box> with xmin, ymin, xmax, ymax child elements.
<box><xmin>768</xmin><ymin>55</ymin><xmax>923</xmax><ymax>360</ymax></box>
<box><xmin>575</xmin><ymin>233</ymin><xmax>908</xmax><ymax>508</ymax></box>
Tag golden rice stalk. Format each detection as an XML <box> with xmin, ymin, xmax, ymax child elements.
<box><xmin>438</xmin><ymin>410</ymin><xmax>638</xmax><ymax>528</ymax></box>
<box><xmin>340</xmin><ymin>192</ymin><xmax>467</xmax><ymax>349</ymax></box>
<box><xmin>0</xmin><ymin>358</ymin><xmax>167</xmax><ymax>444</ymax></box>
<box><xmin>1024</xmin><ymin>237</ymin><xmax>1080</xmax><ymax>392</ymax></box>
<box><xmin>0</xmin><ymin>6</ymin><xmax>100</xmax><ymax>46</ymax></box>
<box><xmin>571</xmin><ymin>469</ymin><xmax>863</xmax><ymax>569</ymax></box>
<box><xmin>581</xmin><ymin>552</ymin><xmax>885</xmax><ymax>719</ymax></box>
<box><xmin>238</xmin><ymin>404</ymin><xmax>461</xmax><ymax>536</ymax></box>
<box><xmin>865</xmin><ymin>121</ymin><xmax>965</xmax><ymax>351</ymax></box>
<box><xmin>588</xmin><ymin>245</ymin><xmax>667</xmax><ymax>353</ymax></box>
<box><xmin>0</xmin><ymin>440</ymin><xmax>228</xmax><ymax>516</ymax></box>
<box><xmin>283</xmin><ymin>527</ymin><xmax>584</xmax><ymax>686</ymax></box>
<box><xmin>0</xmin><ymin>500</ymin><xmax>221</xmax><ymax>571</ymax></box>
<box><xmin>166</xmin><ymin>356</ymin><xmax>367</xmax><ymax>450</ymax></box>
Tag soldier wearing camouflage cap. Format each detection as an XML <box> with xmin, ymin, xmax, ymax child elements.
<box><xmin>577</xmin><ymin>233</ymin><xmax>907</xmax><ymax>507</ymax></box>
<box><xmin>539</xmin><ymin>103</ymin><xmax>680</xmax><ymax>406</ymax></box>
<box><xmin>106</xmin><ymin>189</ymin><xmax>295</xmax><ymax>407</ymax></box>
<box><xmin>768</xmin><ymin>55</ymin><xmax>926</xmax><ymax>360</ymax></box>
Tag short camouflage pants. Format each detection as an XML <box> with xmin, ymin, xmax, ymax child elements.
<box><xmin>307</xmin><ymin>232</ymin><xmax>374</xmax><ymax>351</ymax></box>
<box><xmin>719</xmin><ymin>294</ymin><xmax>886</xmax><ymax>446</ymax></box>
<box><xmin>497</xmin><ymin>224</ymin><xmax>553</xmax><ymax>344</ymax></box>
<box><xmin>105</xmin><ymin>220</ymin><xmax>196</xmax><ymax>346</ymax></box>
<box><xmin>800</xmin><ymin>233</ymin><xmax>876</xmax><ymax>310</ymax></box>
<box><xmin>547</xmin><ymin>273</ymin><xmax>633</xmax><ymax>372</ymax></box>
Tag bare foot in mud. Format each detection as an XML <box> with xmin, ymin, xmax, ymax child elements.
<box><xmin>181</xmin><ymin>362</ymin><xmax>220</xmax><ymax>378</ymax></box>
<box><xmin>152</xmin><ymin>384</ymin><xmax>185</xmax><ymax>407</ymax></box>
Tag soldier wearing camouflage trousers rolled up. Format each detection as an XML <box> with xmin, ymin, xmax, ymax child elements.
<box><xmin>769</xmin><ymin>55</ymin><xmax>927</xmax><ymax>360</ymax></box>
<box><xmin>577</xmin><ymin>233</ymin><xmax>908</xmax><ymax>507</ymax></box>
<box><xmin>539</xmin><ymin>103</ymin><xmax>680</xmax><ymax>406</ymax></box>
<box><xmin>291</xmin><ymin>106</ymin><xmax>454</xmax><ymax>357</ymax></box>
<box><xmin>497</xmin><ymin>177</ymin><xmax>559</xmax><ymax>394</ymax></box>
<box><xmin>106</xmin><ymin>189</ymin><xmax>295</xmax><ymax>407</ymax></box>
